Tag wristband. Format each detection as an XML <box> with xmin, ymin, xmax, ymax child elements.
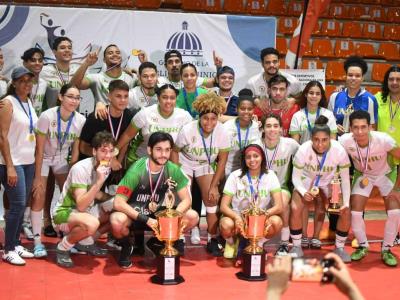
<box><xmin>136</xmin><ymin>213</ymin><xmax>149</xmax><ymax>224</ymax></box>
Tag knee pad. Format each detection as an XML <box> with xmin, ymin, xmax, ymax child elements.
<box><xmin>206</xmin><ymin>206</ymin><xmax>218</xmax><ymax>214</ymax></box>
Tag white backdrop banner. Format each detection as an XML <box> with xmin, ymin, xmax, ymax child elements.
<box><xmin>0</xmin><ymin>5</ymin><xmax>276</xmax><ymax>112</ymax></box>
<box><xmin>284</xmin><ymin>69</ymin><xmax>326</xmax><ymax>90</ymax></box>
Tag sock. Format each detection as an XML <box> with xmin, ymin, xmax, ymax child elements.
<box><xmin>351</xmin><ymin>211</ymin><xmax>369</xmax><ymax>247</ymax></box>
<box><xmin>23</xmin><ymin>207</ymin><xmax>31</xmax><ymax>223</ymax></box>
<box><xmin>79</xmin><ymin>236</ymin><xmax>94</xmax><ymax>246</ymax></box>
<box><xmin>290</xmin><ymin>229</ymin><xmax>302</xmax><ymax>247</ymax></box>
<box><xmin>281</xmin><ymin>226</ymin><xmax>290</xmax><ymax>244</ymax></box>
<box><xmin>382</xmin><ymin>209</ymin><xmax>400</xmax><ymax>251</ymax></box>
<box><xmin>225</xmin><ymin>237</ymin><xmax>234</xmax><ymax>245</ymax></box>
<box><xmin>57</xmin><ymin>236</ymin><xmax>74</xmax><ymax>251</ymax></box>
<box><xmin>335</xmin><ymin>230</ymin><xmax>348</xmax><ymax>249</ymax></box>
<box><xmin>208</xmin><ymin>233</ymin><xmax>217</xmax><ymax>242</ymax></box>
<box><xmin>30</xmin><ymin>210</ymin><xmax>43</xmax><ymax>237</ymax></box>
<box><xmin>33</xmin><ymin>234</ymin><xmax>41</xmax><ymax>246</ymax></box>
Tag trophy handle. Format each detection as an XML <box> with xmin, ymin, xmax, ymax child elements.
<box><xmin>263</xmin><ymin>222</ymin><xmax>272</xmax><ymax>238</ymax></box>
<box><xmin>149</xmin><ymin>221</ymin><xmax>161</xmax><ymax>240</ymax></box>
<box><xmin>179</xmin><ymin>220</ymin><xmax>187</xmax><ymax>236</ymax></box>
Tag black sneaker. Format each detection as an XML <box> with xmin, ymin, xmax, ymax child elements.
<box><xmin>275</xmin><ymin>243</ymin><xmax>289</xmax><ymax>256</ymax></box>
<box><xmin>74</xmin><ymin>243</ymin><xmax>108</xmax><ymax>257</ymax></box>
<box><xmin>146</xmin><ymin>237</ymin><xmax>165</xmax><ymax>256</ymax></box>
<box><xmin>206</xmin><ymin>238</ymin><xmax>223</xmax><ymax>257</ymax></box>
<box><xmin>118</xmin><ymin>242</ymin><xmax>133</xmax><ymax>269</ymax></box>
<box><xmin>44</xmin><ymin>225</ymin><xmax>57</xmax><ymax>238</ymax></box>
<box><xmin>56</xmin><ymin>248</ymin><xmax>74</xmax><ymax>268</ymax></box>
<box><xmin>173</xmin><ymin>239</ymin><xmax>185</xmax><ymax>256</ymax></box>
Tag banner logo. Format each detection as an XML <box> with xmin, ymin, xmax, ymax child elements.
<box><xmin>166</xmin><ymin>21</ymin><xmax>203</xmax><ymax>57</ymax></box>
<box><xmin>0</xmin><ymin>5</ymin><xmax>29</xmax><ymax>47</ymax></box>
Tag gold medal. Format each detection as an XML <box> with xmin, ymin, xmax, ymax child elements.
<box><xmin>310</xmin><ymin>186</ymin><xmax>319</xmax><ymax>197</ymax></box>
<box><xmin>131</xmin><ymin>49</ymin><xmax>141</xmax><ymax>56</ymax></box>
<box><xmin>149</xmin><ymin>201</ymin><xmax>158</xmax><ymax>213</ymax></box>
<box><xmin>360</xmin><ymin>177</ymin><xmax>369</xmax><ymax>188</ymax></box>
<box><xmin>27</xmin><ymin>133</ymin><xmax>35</xmax><ymax>142</ymax></box>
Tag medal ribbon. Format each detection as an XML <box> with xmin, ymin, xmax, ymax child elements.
<box><xmin>183</xmin><ymin>88</ymin><xmax>198</xmax><ymax>118</ymax></box>
<box><xmin>313</xmin><ymin>150</ymin><xmax>328</xmax><ymax>188</ymax></box>
<box><xmin>355</xmin><ymin>139</ymin><xmax>370</xmax><ymax>174</ymax></box>
<box><xmin>305</xmin><ymin>107</ymin><xmax>320</xmax><ymax>133</ymax></box>
<box><xmin>147</xmin><ymin>159</ymin><xmax>165</xmax><ymax>203</ymax></box>
<box><xmin>15</xmin><ymin>94</ymin><xmax>34</xmax><ymax>134</ymax></box>
<box><xmin>199</xmin><ymin>125</ymin><xmax>213</xmax><ymax>166</ymax></box>
<box><xmin>107</xmin><ymin>106</ymin><xmax>124</xmax><ymax>140</ymax></box>
<box><xmin>246</xmin><ymin>172</ymin><xmax>263</xmax><ymax>202</ymax></box>
<box><xmin>236</xmin><ymin>118</ymin><xmax>250</xmax><ymax>150</ymax></box>
<box><xmin>265</xmin><ymin>141</ymin><xmax>279</xmax><ymax>170</ymax></box>
<box><xmin>54</xmin><ymin>64</ymin><xmax>69</xmax><ymax>85</ymax></box>
<box><xmin>140</xmin><ymin>87</ymin><xmax>151</xmax><ymax>106</ymax></box>
<box><xmin>389</xmin><ymin>97</ymin><xmax>400</xmax><ymax>125</ymax></box>
<box><xmin>57</xmin><ymin>108</ymin><xmax>74</xmax><ymax>154</ymax></box>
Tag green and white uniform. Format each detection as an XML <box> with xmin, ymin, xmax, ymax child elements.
<box><xmin>31</xmin><ymin>78</ymin><xmax>48</xmax><ymax>116</ymax></box>
<box><xmin>0</xmin><ymin>79</ymin><xmax>7</xmax><ymax>97</ymax></box>
<box><xmin>128</xmin><ymin>86</ymin><xmax>158</xmax><ymax>111</ymax></box>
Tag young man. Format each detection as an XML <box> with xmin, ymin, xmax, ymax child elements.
<box><xmin>339</xmin><ymin>110</ymin><xmax>400</xmax><ymax>266</ymax></box>
<box><xmin>328</xmin><ymin>56</ymin><xmax>378</xmax><ymax>135</ymax></box>
<box><xmin>215</xmin><ymin>66</ymin><xmax>239</xmax><ymax>122</ymax></box>
<box><xmin>111</xmin><ymin>132</ymin><xmax>198</xmax><ymax>268</ymax></box>
<box><xmin>70</xmin><ymin>44</ymin><xmax>138</xmax><ymax>119</ymax></box>
<box><xmin>51</xmin><ymin>131</ymin><xmax>115</xmax><ymax>268</ymax></box>
<box><xmin>128</xmin><ymin>62</ymin><xmax>158</xmax><ymax>112</ymax></box>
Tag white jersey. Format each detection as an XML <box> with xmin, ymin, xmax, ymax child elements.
<box><xmin>131</xmin><ymin>104</ymin><xmax>192</xmax><ymax>157</ymax></box>
<box><xmin>263</xmin><ymin>137</ymin><xmax>299</xmax><ymax>188</ymax></box>
<box><xmin>222</xmin><ymin>118</ymin><xmax>262</xmax><ymax>174</ymax></box>
<box><xmin>157</xmin><ymin>76</ymin><xmax>206</xmax><ymax>89</ymax></box>
<box><xmin>223</xmin><ymin>169</ymin><xmax>281</xmax><ymax>214</ymax></box>
<box><xmin>292</xmin><ymin>140</ymin><xmax>350</xmax><ymax>195</ymax></box>
<box><xmin>41</xmin><ymin>64</ymin><xmax>79</xmax><ymax>108</ymax></box>
<box><xmin>245</xmin><ymin>70</ymin><xmax>301</xmax><ymax>100</ymax></box>
<box><xmin>31</xmin><ymin>77</ymin><xmax>48</xmax><ymax>116</ymax></box>
<box><xmin>289</xmin><ymin>107</ymin><xmax>337</xmax><ymax>144</ymax></box>
<box><xmin>128</xmin><ymin>86</ymin><xmax>158</xmax><ymax>111</ymax></box>
<box><xmin>0</xmin><ymin>79</ymin><xmax>7</xmax><ymax>97</ymax></box>
<box><xmin>339</xmin><ymin>131</ymin><xmax>397</xmax><ymax>178</ymax></box>
<box><xmin>175</xmin><ymin>120</ymin><xmax>230</xmax><ymax>165</ymax></box>
<box><xmin>86</xmin><ymin>71</ymin><xmax>137</xmax><ymax>105</ymax></box>
<box><xmin>35</xmin><ymin>107</ymin><xmax>86</xmax><ymax>161</ymax></box>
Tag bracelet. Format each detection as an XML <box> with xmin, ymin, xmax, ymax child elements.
<box><xmin>136</xmin><ymin>213</ymin><xmax>149</xmax><ymax>224</ymax></box>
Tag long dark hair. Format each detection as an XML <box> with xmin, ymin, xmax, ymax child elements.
<box><xmin>298</xmin><ymin>80</ymin><xmax>327</xmax><ymax>109</ymax></box>
<box><xmin>381</xmin><ymin>65</ymin><xmax>400</xmax><ymax>103</ymax></box>
<box><xmin>311</xmin><ymin>115</ymin><xmax>331</xmax><ymax>136</ymax></box>
<box><xmin>240</xmin><ymin>144</ymin><xmax>267</xmax><ymax>178</ymax></box>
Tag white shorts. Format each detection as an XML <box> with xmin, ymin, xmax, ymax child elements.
<box><xmin>180</xmin><ymin>154</ymin><xmax>214</xmax><ymax>178</ymax></box>
<box><xmin>41</xmin><ymin>157</ymin><xmax>69</xmax><ymax>177</ymax></box>
<box><xmin>352</xmin><ymin>174</ymin><xmax>394</xmax><ymax>197</ymax></box>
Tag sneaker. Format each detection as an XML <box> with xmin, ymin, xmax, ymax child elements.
<box><xmin>333</xmin><ymin>247</ymin><xmax>351</xmax><ymax>263</ymax></box>
<box><xmin>106</xmin><ymin>237</ymin><xmax>122</xmax><ymax>251</ymax></box>
<box><xmin>351</xmin><ymin>247</ymin><xmax>368</xmax><ymax>261</ymax></box>
<box><xmin>310</xmin><ymin>238</ymin><xmax>322</xmax><ymax>249</ymax></box>
<box><xmin>146</xmin><ymin>237</ymin><xmax>164</xmax><ymax>257</ymax></box>
<box><xmin>74</xmin><ymin>243</ymin><xmax>108</xmax><ymax>257</ymax></box>
<box><xmin>351</xmin><ymin>238</ymin><xmax>359</xmax><ymax>248</ymax></box>
<box><xmin>56</xmin><ymin>248</ymin><xmax>74</xmax><ymax>268</ymax></box>
<box><xmin>33</xmin><ymin>243</ymin><xmax>48</xmax><ymax>258</ymax></box>
<box><xmin>131</xmin><ymin>244</ymin><xmax>145</xmax><ymax>256</ymax></box>
<box><xmin>15</xmin><ymin>245</ymin><xmax>34</xmax><ymax>258</ymax></box>
<box><xmin>301</xmin><ymin>237</ymin><xmax>310</xmax><ymax>248</ymax></box>
<box><xmin>289</xmin><ymin>246</ymin><xmax>304</xmax><ymax>258</ymax></box>
<box><xmin>206</xmin><ymin>238</ymin><xmax>224</xmax><ymax>257</ymax></box>
<box><xmin>393</xmin><ymin>235</ymin><xmax>400</xmax><ymax>246</ymax></box>
<box><xmin>22</xmin><ymin>223</ymin><xmax>34</xmax><ymax>241</ymax></box>
<box><xmin>190</xmin><ymin>226</ymin><xmax>201</xmax><ymax>245</ymax></box>
<box><xmin>118</xmin><ymin>243</ymin><xmax>133</xmax><ymax>269</ymax></box>
<box><xmin>44</xmin><ymin>225</ymin><xmax>57</xmax><ymax>238</ymax></box>
<box><xmin>224</xmin><ymin>238</ymin><xmax>239</xmax><ymax>259</ymax></box>
<box><xmin>382</xmin><ymin>249</ymin><xmax>398</xmax><ymax>267</ymax></box>
<box><xmin>173</xmin><ymin>239</ymin><xmax>185</xmax><ymax>256</ymax></box>
<box><xmin>275</xmin><ymin>243</ymin><xmax>289</xmax><ymax>256</ymax></box>
<box><xmin>2</xmin><ymin>250</ymin><xmax>25</xmax><ymax>266</ymax></box>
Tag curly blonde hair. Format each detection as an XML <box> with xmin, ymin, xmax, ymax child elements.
<box><xmin>192</xmin><ymin>92</ymin><xmax>227</xmax><ymax>115</ymax></box>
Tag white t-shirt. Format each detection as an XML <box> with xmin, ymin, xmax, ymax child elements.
<box><xmin>292</xmin><ymin>140</ymin><xmax>350</xmax><ymax>195</ymax></box>
<box><xmin>157</xmin><ymin>76</ymin><xmax>206</xmax><ymax>89</ymax></box>
<box><xmin>128</xmin><ymin>86</ymin><xmax>158</xmax><ymax>111</ymax></box>
<box><xmin>41</xmin><ymin>64</ymin><xmax>80</xmax><ymax>108</ymax></box>
<box><xmin>289</xmin><ymin>107</ymin><xmax>337</xmax><ymax>144</ymax></box>
<box><xmin>0</xmin><ymin>79</ymin><xmax>7</xmax><ymax>97</ymax></box>
<box><xmin>222</xmin><ymin>118</ymin><xmax>262</xmax><ymax>174</ymax></box>
<box><xmin>223</xmin><ymin>169</ymin><xmax>281</xmax><ymax>214</ymax></box>
<box><xmin>86</xmin><ymin>71</ymin><xmax>137</xmax><ymax>105</ymax></box>
<box><xmin>263</xmin><ymin>137</ymin><xmax>299</xmax><ymax>188</ymax></box>
<box><xmin>175</xmin><ymin>120</ymin><xmax>230</xmax><ymax>165</ymax></box>
<box><xmin>31</xmin><ymin>77</ymin><xmax>48</xmax><ymax>116</ymax></box>
<box><xmin>35</xmin><ymin>107</ymin><xmax>86</xmax><ymax>161</ymax></box>
<box><xmin>339</xmin><ymin>131</ymin><xmax>397</xmax><ymax>178</ymax></box>
<box><xmin>131</xmin><ymin>104</ymin><xmax>192</xmax><ymax>158</ymax></box>
<box><xmin>245</xmin><ymin>70</ymin><xmax>302</xmax><ymax>100</ymax></box>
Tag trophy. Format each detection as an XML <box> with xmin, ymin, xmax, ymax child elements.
<box><xmin>236</xmin><ymin>196</ymin><xmax>268</xmax><ymax>281</ymax></box>
<box><xmin>150</xmin><ymin>189</ymin><xmax>186</xmax><ymax>285</ymax></box>
<box><xmin>328</xmin><ymin>172</ymin><xmax>341</xmax><ymax>214</ymax></box>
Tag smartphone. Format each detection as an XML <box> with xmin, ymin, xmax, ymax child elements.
<box><xmin>291</xmin><ymin>258</ymin><xmax>334</xmax><ymax>283</ymax></box>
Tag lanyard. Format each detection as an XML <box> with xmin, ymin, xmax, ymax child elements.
<box><xmin>54</xmin><ymin>64</ymin><xmax>69</xmax><ymax>85</ymax></box>
<box><xmin>236</xmin><ymin>119</ymin><xmax>250</xmax><ymax>150</ymax></box>
<box><xmin>31</xmin><ymin>80</ymin><xmax>40</xmax><ymax>103</ymax></box>
<box><xmin>355</xmin><ymin>139</ymin><xmax>370</xmax><ymax>174</ymax></box>
<box><xmin>147</xmin><ymin>159</ymin><xmax>165</xmax><ymax>202</ymax></box>
<box><xmin>305</xmin><ymin>107</ymin><xmax>320</xmax><ymax>133</ymax></box>
<box><xmin>15</xmin><ymin>94</ymin><xmax>34</xmax><ymax>134</ymax></box>
<box><xmin>182</xmin><ymin>88</ymin><xmax>198</xmax><ymax>118</ymax></box>
<box><xmin>199</xmin><ymin>125</ymin><xmax>213</xmax><ymax>166</ymax></box>
<box><xmin>219</xmin><ymin>91</ymin><xmax>233</xmax><ymax>109</ymax></box>
<box><xmin>265</xmin><ymin>141</ymin><xmax>279</xmax><ymax>170</ymax></box>
<box><xmin>107</xmin><ymin>106</ymin><xmax>124</xmax><ymax>140</ymax></box>
<box><xmin>246</xmin><ymin>172</ymin><xmax>263</xmax><ymax>201</ymax></box>
<box><xmin>140</xmin><ymin>87</ymin><xmax>151</xmax><ymax>106</ymax></box>
<box><xmin>389</xmin><ymin>97</ymin><xmax>400</xmax><ymax>123</ymax></box>
<box><xmin>313</xmin><ymin>150</ymin><xmax>328</xmax><ymax>188</ymax></box>
<box><xmin>57</xmin><ymin>108</ymin><xmax>74</xmax><ymax>153</ymax></box>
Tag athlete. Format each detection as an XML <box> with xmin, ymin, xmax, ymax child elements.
<box><xmin>215</xmin><ymin>66</ymin><xmax>239</xmax><ymax>122</ymax></box>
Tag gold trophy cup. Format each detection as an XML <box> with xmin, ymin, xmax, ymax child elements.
<box><xmin>328</xmin><ymin>172</ymin><xmax>341</xmax><ymax>214</ymax></box>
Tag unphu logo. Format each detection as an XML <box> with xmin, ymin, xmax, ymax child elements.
<box><xmin>166</xmin><ymin>21</ymin><xmax>203</xmax><ymax>57</ymax></box>
<box><xmin>0</xmin><ymin>5</ymin><xmax>29</xmax><ymax>47</ymax></box>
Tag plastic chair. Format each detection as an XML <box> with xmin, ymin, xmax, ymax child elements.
<box><xmin>372</xmin><ymin>63</ymin><xmax>392</xmax><ymax>83</ymax></box>
<box><xmin>246</xmin><ymin>0</ymin><xmax>266</xmax><ymax>15</ymax></box>
<box><xmin>312</xmin><ymin>21</ymin><xmax>321</xmax><ymax>36</ymax></box>
<box><xmin>326</xmin><ymin>61</ymin><xmax>346</xmax><ymax>81</ymax></box>
<box><xmin>312</xmin><ymin>39</ymin><xmax>334</xmax><ymax>58</ymax></box>
<box><xmin>365</xmin><ymin>86</ymin><xmax>382</xmax><ymax>96</ymax></box>
<box><xmin>223</xmin><ymin>0</ymin><xmax>245</xmax><ymax>13</ymax></box>
<box><xmin>383</xmin><ymin>25</ymin><xmax>400</xmax><ymax>41</ymax></box>
<box><xmin>387</xmin><ymin>7</ymin><xmax>400</xmax><ymax>23</ymax></box>
<box><xmin>287</xmin><ymin>1</ymin><xmax>304</xmax><ymax>17</ymax></box>
<box><xmin>325</xmin><ymin>85</ymin><xmax>337</xmax><ymax>99</ymax></box>
<box><xmin>344</xmin><ymin>6</ymin><xmax>368</xmax><ymax>19</ymax></box>
<box><xmin>377</xmin><ymin>42</ymin><xmax>400</xmax><ymax>61</ymax></box>
<box><xmin>301</xmin><ymin>59</ymin><xmax>323</xmax><ymax>70</ymax></box>
<box><xmin>302</xmin><ymin>40</ymin><xmax>313</xmax><ymax>57</ymax></box>
<box><xmin>362</xmin><ymin>23</ymin><xmax>382</xmax><ymax>40</ymax></box>
<box><xmin>334</xmin><ymin>40</ymin><xmax>355</xmax><ymax>58</ymax></box>
<box><xmin>355</xmin><ymin>43</ymin><xmax>378</xmax><ymax>58</ymax></box>
<box><xmin>276</xmin><ymin>37</ymin><xmax>288</xmax><ymax>56</ymax></box>
<box><xmin>369</xmin><ymin>6</ymin><xmax>386</xmax><ymax>22</ymax></box>
<box><xmin>278</xmin><ymin>17</ymin><xmax>298</xmax><ymax>35</ymax></box>
<box><xmin>342</xmin><ymin>22</ymin><xmax>363</xmax><ymax>39</ymax></box>
<box><xmin>204</xmin><ymin>0</ymin><xmax>223</xmax><ymax>13</ymax></box>
<box><xmin>134</xmin><ymin>0</ymin><xmax>161</xmax><ymax>8</ymax></box>
<box><xmin>182</xmin><ymin>0</ymin><xmax>204</xmax><ymax>11</ymax></box>
<box><xmin>320</xmin><ymin>20</ymin><xmax>341</xmax><ymax>37</ymax></box>
<box><xmin>329</xmin><ymin>4</ymin><xmax>347</xmax><ymax>19</ymax></box>
<box><xmin>266</xmin><ymin>0</ymin><xmax>286</xmax><ymax>16</ymax></box>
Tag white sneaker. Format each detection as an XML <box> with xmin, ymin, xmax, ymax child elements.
<box><xmin>190</xmin><ymin>226</ymin><xmax>201</xmax><ymax>245</ymax></box>
<box><xmin>22</xmin><ymin>222</ymin><xmax>34</xmax><ymax>240</ymax></box>
<box><xmin>3</xmin><ymin>250</ymin><xmax>26</xmax><ymax>266</ymax></box>
<box><xmin>15</xmin><ymin>245</ymin><xmax>34</xmax><ymax>258</ymax></box>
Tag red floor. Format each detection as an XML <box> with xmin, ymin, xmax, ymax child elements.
<box><xmin>0</xmin><ymin>220</ymin><xmax>398</xmax><ymax>300</ymax></box>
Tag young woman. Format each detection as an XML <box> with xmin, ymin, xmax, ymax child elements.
<box><xmin>0</xmin><ymin>67</ymin><xmax>38</xmax><ymax>265</ymax></box>
<box><xmin>31</xmin><ymin>83</ymin><xmax>86</xmax><ymax>257</ymax></box>
<box><xmin>175</xmin><ymin>63</ymin><xmax>208</xmax><ymax>119</ymax></box>
<box><xmin>262</xmin><ymin>114</ymin><xmax>299</xmax><ymax>255</ymax></box>
<box><xmin>171</xmin><ymin>92</ymin><xmax>229</xmax><ymax>256</ymax></box>
<box><xmin>289</xmin><ymin>116</ymin><xmax>351</xmax><ymax>258</ymax></box>
<box><xmin>223</xmin><ymin>92</ymin><xmax>262</xmax><ymax>175</ymax></box>
<box><xmin>220</xmin><ymin>144</ymin><xmax>283</xmax><ymax>259</ymax></box>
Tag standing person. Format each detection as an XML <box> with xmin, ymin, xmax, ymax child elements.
<box><xmin>261</xmin><ymin>114</ymin><xmax>299</xmax><ymax>256</ymax></box>
<box><xmin>111</xmin><ymin>132</ymin><xmax>198</xmax><ymax>268</ymax></box>
<box><xmin>70</xmin><ymin>44</ymin><xmax>138</xmax><ymax>119</ymax></box>
<box><xmin>328</xmin><ymin>56</ymin><xmax>378</xmax><ymax>134</ymax></box>
<box><xmin>215</xmin><ymin>66</ymin><xmax>239</xmax><ymax>122</ymax></box>
<box><xmin>220</xmin><ymin>144</ymin><xmax>283</xmax><ymax>259</ymax></box>
<box><xmin>171</xmin><ymin>92</ymin><xmax>229</xmax><ymax>256</ymax></box>
<box><xmin>31</xmin><ymin>84</ymin><xmax>85</xmax><ymax>258</ymax></box>
<box><xmin>339</xmin><ymin>110</ymin><xmax>400</xmax><ymax>266</ymax></box>
<box><xmin>0</xmin><ymin>48</ymin><xmax>7</xmax><ymax>96</ymax></box>
<box><xmin>0</xmin><ymin>67</ymin><xmax>38</xmax><ymax>265</ymax></box>
<box><xmin>51</xmin><ymin>131</ymin><xmax>114</xmax><ymax>268</ymax></box>
<box><xmin>289</xmin><ymin>116</ymin><xmax>351</xmax><ymax>258</ymax></box>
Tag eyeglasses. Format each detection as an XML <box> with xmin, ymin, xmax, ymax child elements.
<box><xmin>64</xmin><ymin>94</ymin><xmax>81</xmax><ymax>101</ymax></box>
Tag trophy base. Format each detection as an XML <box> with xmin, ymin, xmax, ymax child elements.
<box><xmin>235</xmin><ymin>252</ymin><xmax>266</xmax><ymax>281</ymax></box>
<box><xmin>151</xmin><ymin>255</ymin><xmax>184</xmax><ymax>285</ymax></box>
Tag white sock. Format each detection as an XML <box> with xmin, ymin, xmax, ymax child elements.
<box><xmin>24</xmin><ymin>207</ymin><xmax>31</xmax><ymax>223</ymax></box>
<box><xmin>79</xmin><ymin>236</ymin><xmax>94</xmax><ymax>245</ymax></box>
<box><xmin>281</xmin><ymin>226</ymin><xmax>290</xmax><ymax>244</ymax></box>
<box><xmin>33</xmin><ymin>234</ymin><xmax>42</xmax><ymax>246</ymax></box>
<box><xmin>382</xmin><ymin>209</ymin><xmax>400</xmax><ymax>251</ymax></box>
<box><xmin>30</xmin><ymin>210</ymin><xmax>43</xmax><ymax>237</ymax></box>
<box><xmin>335</xmin><ymin>233</ymin><xmax>347</xmax><ymax>249</ymax></box>
<box><xmin>291</xmin><ymin>233</ymin><xmax>302</xmax><ymax>247</ymax></box>
<box><xmin>351</xmin><ymin>211</ymin><xmax>369</xmax><ymax>247</ymax></box>
<box><xmin>225</xmin><ymin>237</ymin><xmax>234</xmax><ymax>245</ymax></box>
<box><xmin>57</xmin><ymin>236</ymin><xmax>74</xmax><ymax>251</ymax></box>
<box><xmin>208</xmin><ymin>233</ymin><xmax>216</xmax><ymax>242</ymax></box>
